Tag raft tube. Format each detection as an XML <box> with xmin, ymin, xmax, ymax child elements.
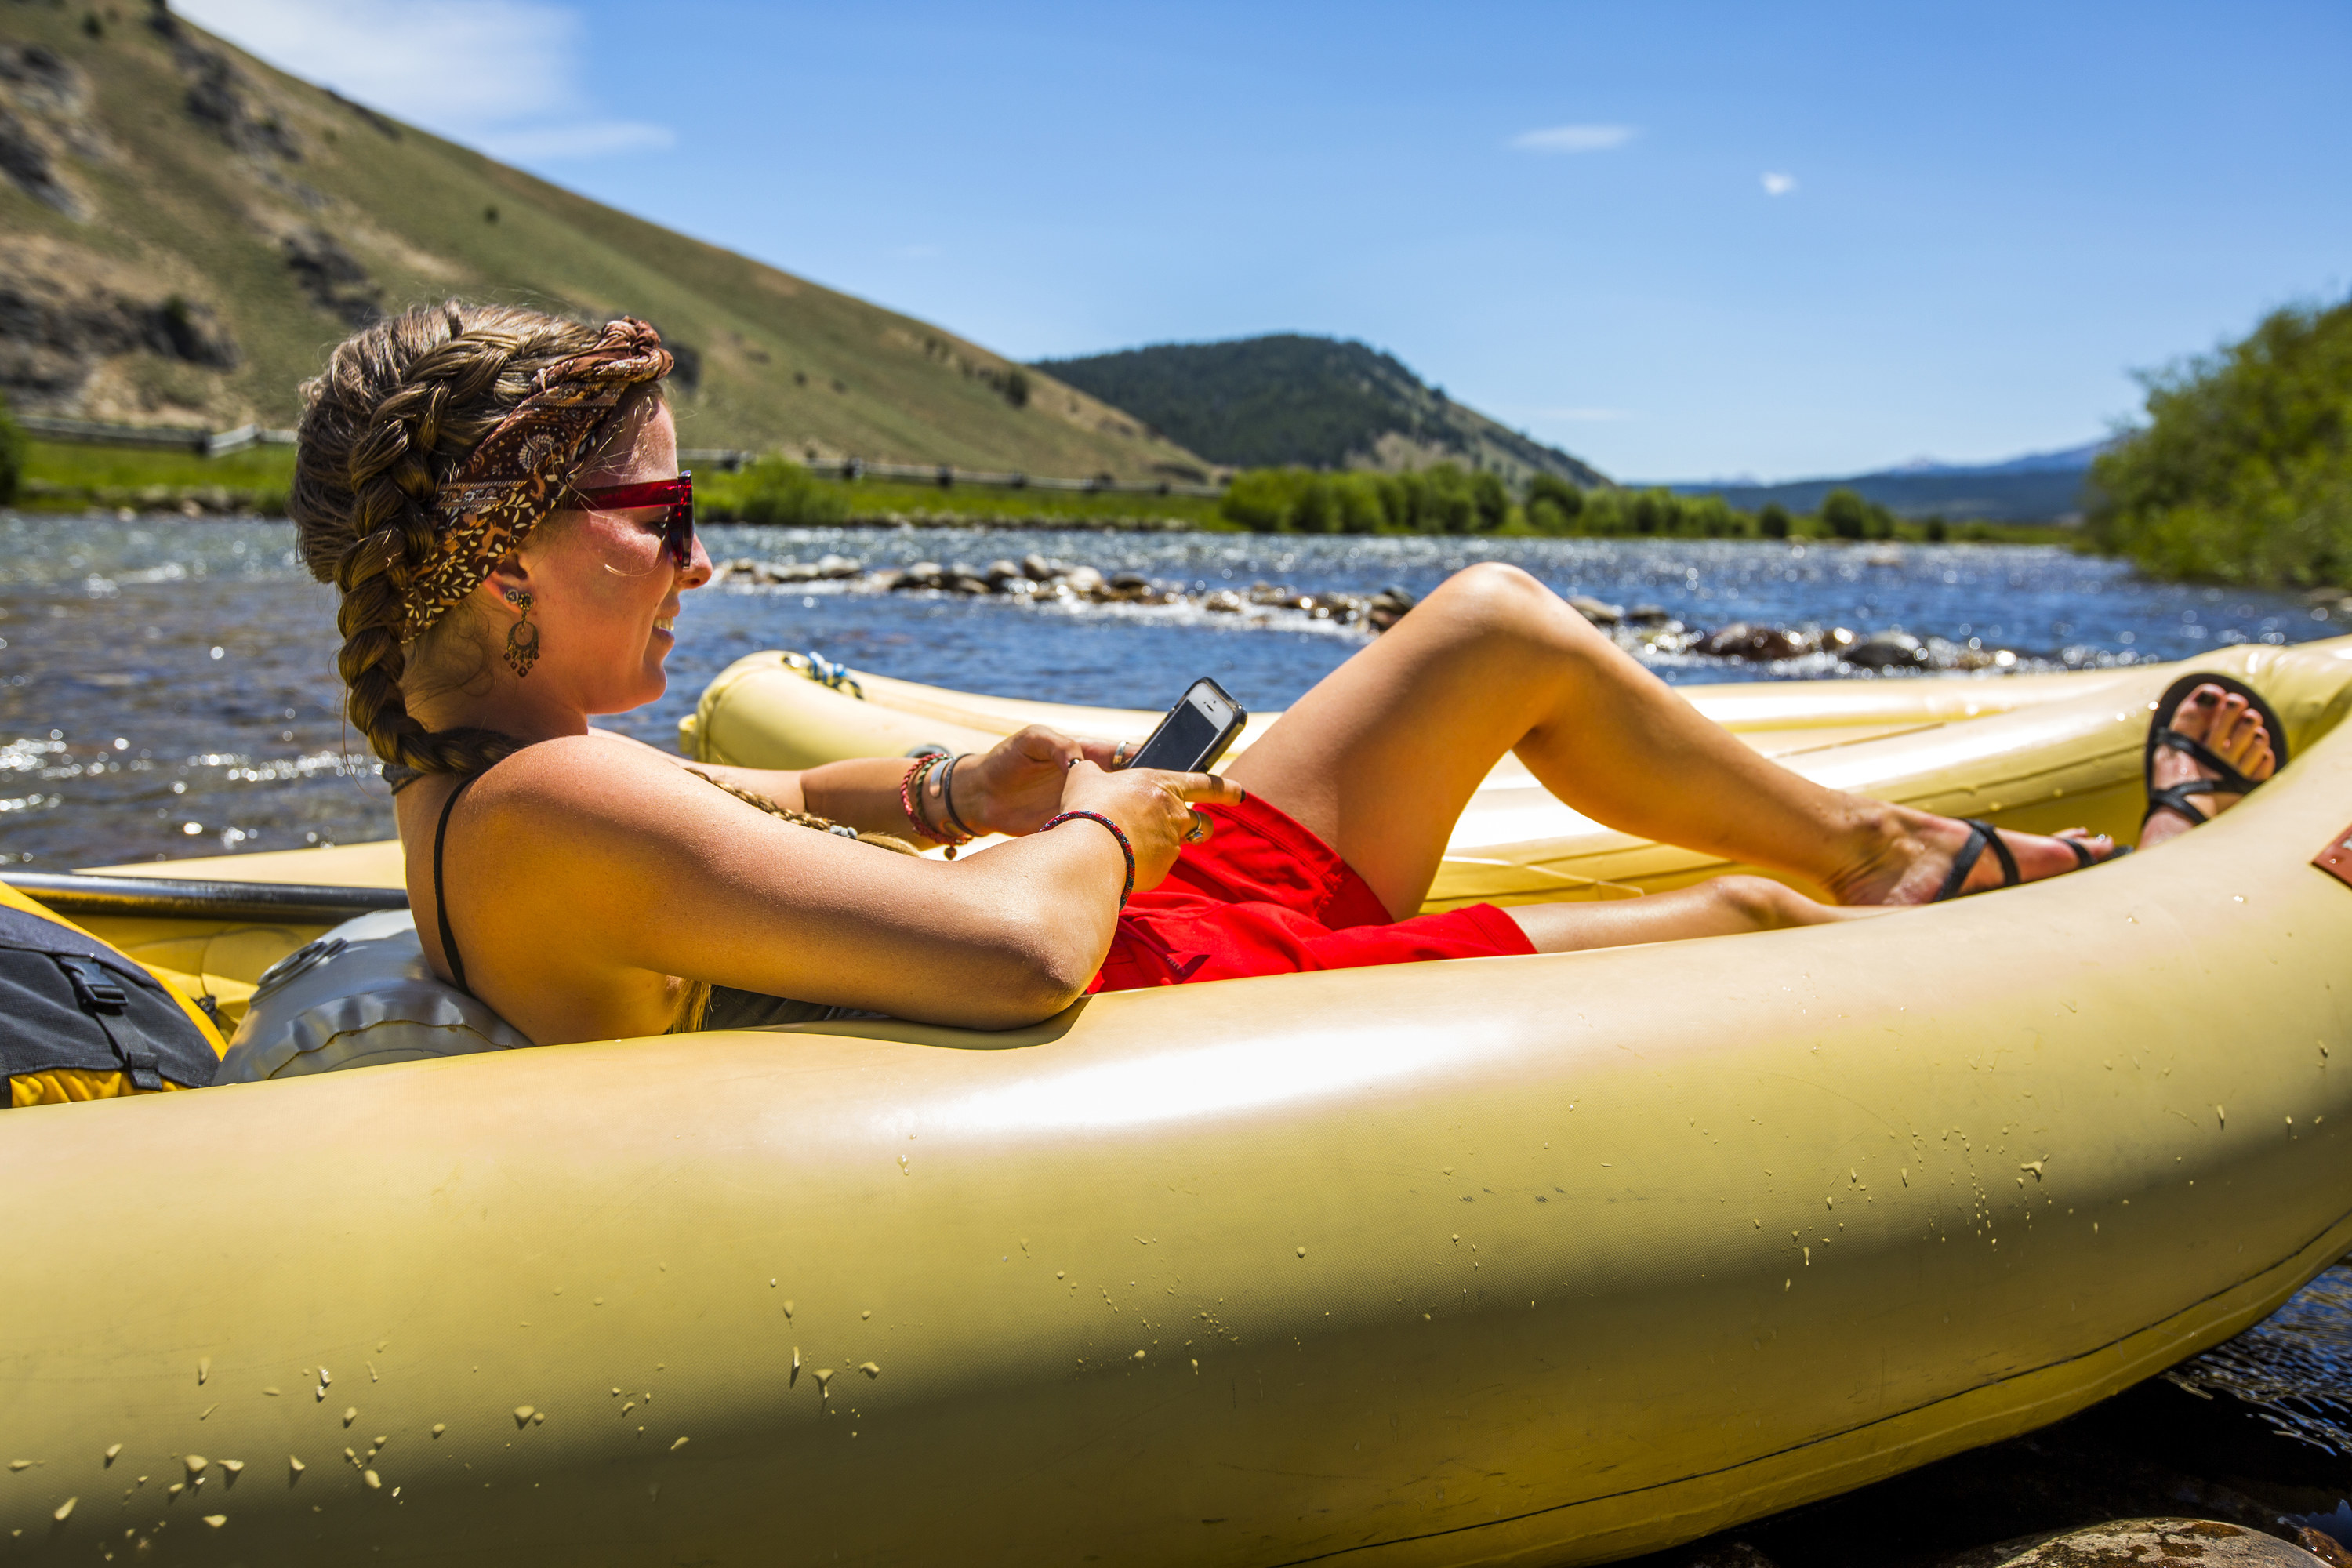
<box><xmin>3</xmin><ymin>642</ymin><xmax>2348</xmax><ymax>1566</ymax></box>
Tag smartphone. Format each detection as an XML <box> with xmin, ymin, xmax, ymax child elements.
<box><xmin>1122</xmin><ymin>677</ymin><xmax>1248</xmax><ymax>774</ymax></box>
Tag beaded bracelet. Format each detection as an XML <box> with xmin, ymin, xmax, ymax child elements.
<box><xmin>898</xmin><ymin>753</ymin><xmax>975</xmax><ymax>858</ymax></box>
<box><xmin>1041</xmin><ymin>810</ymin><xmax>1135</xmax><ymax>908</ymax></box>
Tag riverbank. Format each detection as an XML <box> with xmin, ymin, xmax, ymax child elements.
<box><xmin>10</xmin><ymin>438</ymin><xmax>2090</xmax><ymax>546</ymax></box>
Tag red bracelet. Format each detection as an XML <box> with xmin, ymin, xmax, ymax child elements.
<box><xmin>1042</xmin><ymin>810</ymin><xmax>1135</xmax><ymax>908</ymax></box>
<box><xmin>900</xmin><ymin>753</ymin><xmax>975</xmax><ymax>858</ymax></box>
<box><xmin>900</xmin><ymin>754</ymin><xmax>942</xmax><ymax>843</ymax></box>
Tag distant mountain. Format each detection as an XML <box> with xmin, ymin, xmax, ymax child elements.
<box><xmin>1662</xmin><ymin>440</ymin><xmax>2114</xmax><ymax>522</ymax></box>
<box><xmin>1033</xmin><ymin>335</ymin><xmax>1610</xmax><ymax>488</ymax></box>
<box><xmin>0</xmin><ymin>5</ymin><xmax>1208</xmax><ymax>478</ymax></box>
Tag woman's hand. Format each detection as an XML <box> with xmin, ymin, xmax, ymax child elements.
<box><xmin>1054</xmin><ymin>759</ymin><xmax>1245</xmax><ymax>891</ymax></box>
<box><xmin>952</xmin><ymin>725</ymin><xmax>1132</xmax><ymax>837</ymax></box>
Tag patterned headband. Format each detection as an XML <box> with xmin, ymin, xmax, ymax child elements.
<box><xmin>400</xmin><ymin>316</ymin><xmax>674</xmax><ymax>643</ymax></box>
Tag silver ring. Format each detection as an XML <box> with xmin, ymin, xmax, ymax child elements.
<box><xmin>1183</xmin><ymin>811</ymin><xmax>1210</xmax><ymax>844</ymax></box>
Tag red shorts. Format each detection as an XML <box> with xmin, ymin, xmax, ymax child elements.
<box><xmin>1089</xmin><ymin>793</ymin><xmax>1535</xmax><ymax>993</ymax></box>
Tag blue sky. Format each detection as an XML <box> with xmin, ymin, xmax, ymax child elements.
<box><xmin>181</xmin><ymin>1</ymin><xmax>2350</xmax><ymax>481</ymax></box>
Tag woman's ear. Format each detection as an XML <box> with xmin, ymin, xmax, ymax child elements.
<box><xmin>481</xmin><ymin>550</ymin><xmax>535</xmax><ymax>606</ymax></box>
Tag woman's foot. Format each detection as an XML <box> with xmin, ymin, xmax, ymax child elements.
<box><xmin>2142</xmin><ymin>681</ymin><xmax>2278</xmax><ymax>851</ymax></box>
<box><xmin>1826</xmin><ymin>808</ymin><xmax>2120</xmax><ymax>906</ymax></box>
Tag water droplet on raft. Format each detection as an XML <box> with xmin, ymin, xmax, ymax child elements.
<box><xmin>430</xmin><ymin>1425</ymin><xmax>445</xmax><ymax>1439</ymax></box>
<box><xmin>166</xmin><ymin>1483</ymin><xmax>183</xmax><ymax>1497</ymax></box>
<box><xmin>1296</xmin><ymin>1247</ymin><xmax>1307</xmax><ymax>1259</ymax></box>
<box><xmin>670</xmin><ymin>1437</ymin><xmax>688</xmax><ymax>1451</ymax></box>
<box><xmin>783</xmin><ymin>1300</ymin><xmax>793</xmax><ymax>1319</ymax></box>
<box><xmin>183</xmin><ymin>1457</ymin><xmax>207</xmax><ymax>1477</ymax></box>
<box><xmin>789</xmin><ymin>1348</ymin><xmax>800</xmax><ymax>1385</ymax></box>
<box><xmin>53</xmin><ymin>1498</ymin><xmax>75</xmax><ymax>1522</ymax></box>
<box><xmin>364</xmin><ymin>1470</ymin><xmax>380</xmax><ymax>1490</ymax></box>
<box><xmin>5</xmin><ymin>1461</ymin><xmax>31</xmax><ymax>1472</ymax></box>
<box><xmin>262</xmin><ymin>1386</ymin><xmax>279</xmax><ymax>1397</ymax></box>
<box><xmin>197</xmin><ymin>1358</ymin><xmax>209</xmax><ymax>1385</ymax></box>
<box><xmin>1442</xmin><ymin>1167</ymin><xmax>1453</xmax><ymax>1176</ymax></box>
<box><xmin>1133</xmin><ymin>1350</ymin><xmax>1146</xmax><ymax>1361</ymax></box>
<box><xmin>341</xmin><ymin>1408</ymin><xmax>356</xmax><ymax>1427</ymax></box>
<box><xmin>104</xmin><ymin>1445</ymin><xmax>121</xmax><ymax>1465</ymax></box>
<box><xmin>219</xmin><ymin>1461</ymin><xmax>242</xmax><ymax>1481</ymax></box>
<box><xmin>858</xmin><ymin>1363</ymin><xmax>880</xmax><ymax>1378</ymax></box>
<box><xmin>1055</xmin><ymin>1272</ymin><xmax>1065</xmax><ymax>1280</ymax></box>
<box><xmin>318</xmin><ymin>1367</ymin><xmax>330</xmax><ymax>1387</ymax></box>
<box><xmin>512</xmin><ymin>1407</ymin><xmax>535</xmax><ymax>1428</ymax></box>
<box><xmin>288</xmin><ymin>1457</ymin><xmax>304</xmax><ymax>1475</ymax></box>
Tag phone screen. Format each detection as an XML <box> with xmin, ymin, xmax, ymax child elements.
<box><xmin>1130</xmin><ymin>702</ymin><xmax>1222</xmax><ymax>773</ymax></box>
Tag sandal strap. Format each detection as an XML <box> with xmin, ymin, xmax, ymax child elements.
<box><xmin>2154</xmin><ymin>728</ymin><xmax>2265</xmax><ymax>797</ymax></box>
<box><xmin>2143</xmin><ymin>779</ymin><xmax>2222</xmax><ymax>827</ymax></box>
<box><xmin>1933</xmin><ymin>819</ymin><xmax>2020</xmax><ymax>902</ymax></box>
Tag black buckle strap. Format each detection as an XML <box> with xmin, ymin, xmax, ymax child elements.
<box><xmin>52</xmin><ymin>956</ymin><xmax>162</xmax><ymax>1089</ymax></box>
<box><xmin>54</xmin><ymin>956</ymin><xmax>126</xmax><ymax>1014</ymax></box>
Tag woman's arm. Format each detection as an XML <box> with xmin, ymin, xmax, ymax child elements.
<box><xmin>459</xmin><ymin>735</ymin><xmax>1236</xmax><ymax>1036</ymax></box>
<box><xmin>593</xmin><ymin>726</ymin><xmax>1127</xmax><ymax>845</ymax></box>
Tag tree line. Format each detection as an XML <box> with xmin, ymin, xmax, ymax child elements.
<box><xmin>2089</xmin><ymin>295</ymin><xmax>2352</xmax><ymax>589</ymax></box>
<box><xmin>1220</xmin><ymin>463</ymin><xmax>1934</xmax><ymax>541</ymax></box>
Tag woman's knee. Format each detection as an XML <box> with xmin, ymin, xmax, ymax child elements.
<box><xmin>1709</xmin><ymin>874</ymin><xmax>1817</xmax><ymax>931</ymax></box>
<box><xmin>1425</xmin><ymin>562</ymin><xmax>1597</xmax><ymax>646</ymax></box>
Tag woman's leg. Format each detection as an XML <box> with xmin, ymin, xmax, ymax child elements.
<box><xmin>1224</xmin><ymin>563</ymin><xmax>2110</xmax><ymax>927</ymax></box>
<box><xmin>1506</xmin><ymin>874</ymin><xmax>1892</xmax><ymax>953</ymax></box>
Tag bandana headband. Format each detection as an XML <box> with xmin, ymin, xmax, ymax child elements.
<box><xmin>400</xmin><ymin>317</ymin><xmax>673</xmax><ymax>644</ymax></box>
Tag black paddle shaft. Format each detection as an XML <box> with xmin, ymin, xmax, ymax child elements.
<box><xmin>2</xmin><ymin>872</ymin><xmax>408</xmax><ymax>924</ymax></box>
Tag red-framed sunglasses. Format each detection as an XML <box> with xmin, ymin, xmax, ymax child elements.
<box><xmin>568</xmin><ymin>470</ymin><xmax>696</xmax><ymax>568</ymax></box>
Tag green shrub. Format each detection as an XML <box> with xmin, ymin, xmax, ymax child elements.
<box><xmin>1758</xmin><ymin>503</ymin><xmax>1791</xmax><ymax>539</ymax></box>
<box><xmin>2089</xmin><ymin>296</ymin><xmax>2352</xmax><ymax>586</ymax></box>
<box><xmin>729</xmin><ymin>456</ymin><xmax>849</xmax><ymax>527</ymax></box>
<box><xmin>0</xmin><ymin>393</ymin><xmax>22</xmax><ymax>506</ymax></box>
<box><xmin>1821</xmin><ymin>487</ymin><xmax>1868</xmax><ymax>540</ymax></box>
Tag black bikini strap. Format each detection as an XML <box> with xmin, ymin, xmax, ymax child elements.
<box><xmin>432</xmin><ymin>773</ymin><xmax>484</xmax><ymax>996</ymax></box>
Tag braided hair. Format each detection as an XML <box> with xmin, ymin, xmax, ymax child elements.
<box><xmin>292</xmin><ymin>302</ymin><xmax>644</xmax><ymax>776</ymax></box>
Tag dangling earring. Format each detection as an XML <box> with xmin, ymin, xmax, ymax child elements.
<box><xmin>503</xmin><ymin>588</ymin><xmax>540</xmax><ymax>677</ymax></box>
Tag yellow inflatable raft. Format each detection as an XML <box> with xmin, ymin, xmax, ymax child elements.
<box><xmin>4</xmin><ymin>641</ymin><xmax>2350</xmax><ymax>1566</ymax></box>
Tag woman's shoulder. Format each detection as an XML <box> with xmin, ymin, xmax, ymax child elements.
<box><xmin>463</xmin><ymin>732</ymin><xmax>712</xmax><ymax>822</ymax></box>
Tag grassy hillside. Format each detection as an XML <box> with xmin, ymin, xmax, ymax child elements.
<box><xmin>0</xmin><ymin>5</ymin><xmax>1210</xmax><ymax>479</ymax></box>
<box><xmin>1033</xmin><ymin>335</ymin><xmax>1610</xmax><ymax>488</ymax></box>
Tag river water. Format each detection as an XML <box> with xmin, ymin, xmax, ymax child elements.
<box><xmin>2</xmin><ymin>514</ymin><xmax>2337</xmax><ymax>870</ymax></box>
<box><xmin>4</xmin><ymin>510</ymin><xmax>2351</xmax><ymax>1555</ymax></box>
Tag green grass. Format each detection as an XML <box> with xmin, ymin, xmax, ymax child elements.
<box><xmin>695</xmin><ymin>469</ymin><xmax>1232</xmax><ymax>529</ymax></box>
<box><xmin>16</xmin><ymin>438</ymin><xmax>296</xmax><ymax>512</ymax></box>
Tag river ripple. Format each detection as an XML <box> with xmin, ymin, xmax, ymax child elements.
<box><xmin>0</xmin><ymin>514</ymin><xmax>2336</xmax><ymax>872</ymax></box>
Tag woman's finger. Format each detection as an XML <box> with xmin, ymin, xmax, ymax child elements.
<box><xmin>1009</xmin><ymin>724</ymin><xmax>1081</xmax><ymax>767</ymax></box>
<box><xmin>1169</xmin><ymin>771</ymin><xmax>1247</xmax><ymax>807</ymax></box>
<box><xmin>1075</xmin><ymin>736</ymin><xmax>1134</xmax><ymax>770</ymax></box>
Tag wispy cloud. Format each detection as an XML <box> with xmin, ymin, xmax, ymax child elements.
<box><xmin>175</xmin><ymin>0</ymin><xmax>673</xmax><ymax>165</ymax></box>
<box><xmin>1509</xmin><ymin>124</ymin><xmax>1639</xmax><ymax>154</ymax></box>
<box><xmin>1761</xmin><ymin>171</ymin><xmax>1798</xmax><ymax>196</ymax></box>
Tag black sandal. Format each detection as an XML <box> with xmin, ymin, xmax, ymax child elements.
<box><xmin>1932</xmin><ymin>819</ymin><xmax>2112</xmax><ymax>902</ymax></box>
<box><xmin>2143</xmin><ymin>672</ymin><xmax>2288</xmax><ymax>831</ymax></box>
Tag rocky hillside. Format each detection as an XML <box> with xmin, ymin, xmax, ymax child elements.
<box><xmin>0</xmin><ymin>3</ymin><xmax>1211</xmax><ymax>479</ymax></box>
<box><xmin>1033</xmin><ymin>335</ymin><xmax>1610</xmax><ymax>488</ymax></box>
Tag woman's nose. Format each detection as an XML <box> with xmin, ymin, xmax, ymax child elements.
<box><xmin>680</xmin><ymin>530</ymin><xmax>715</xmax><ymax>590</ymax></box>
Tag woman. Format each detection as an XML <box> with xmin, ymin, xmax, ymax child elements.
<box><xmin>292</xmin><ymin>305</ymin><xmax>2141</xmax><ymax>1047</ymax></box>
